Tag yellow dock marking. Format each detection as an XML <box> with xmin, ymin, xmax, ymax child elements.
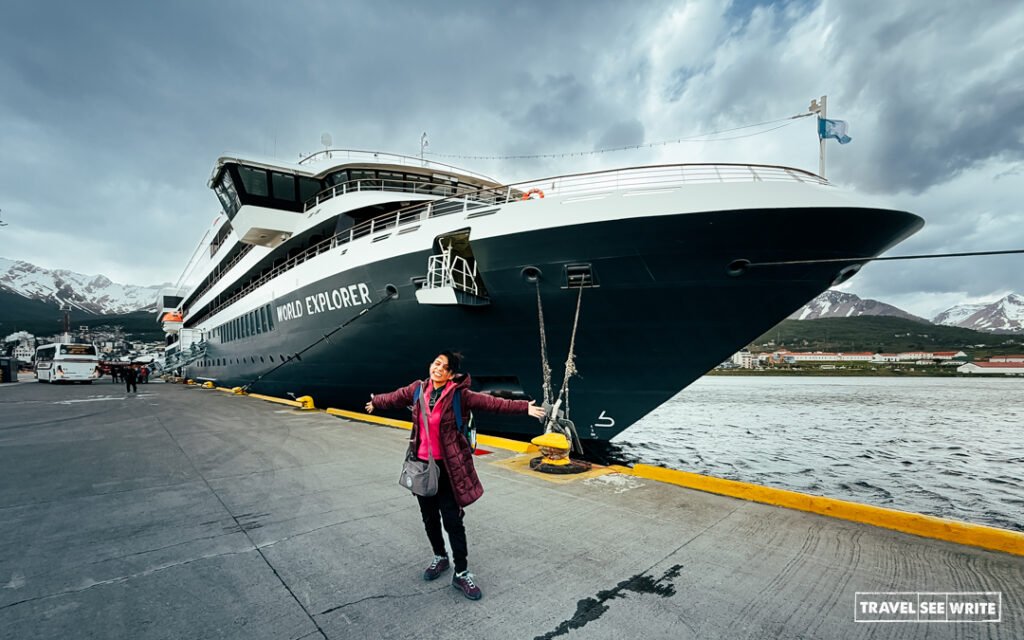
<box><xmin>325</xmin><ymin>407</ymin><xmax>412</xmax><ymax>429</ymax></box>
<box><xmin>621</xmin><ymin>464</ymin><xmax>1024</xmax><ymax>557</ymax></box>
<box><xmin>246</xmin><ymin>393</ymin><xmax>304</xmax><ymax>408</ymax></box>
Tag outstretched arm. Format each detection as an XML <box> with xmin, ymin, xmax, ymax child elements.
<box><xmin>366</xmin><ymin>381</ymin><xmax>419</xmax><ymax>413</ymax></box>
<box><xmin>463</xmin><ymin>390</ymin><xmax>547</xmax><ymax>419</ymax></box>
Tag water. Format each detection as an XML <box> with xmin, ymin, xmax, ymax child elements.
<box><xmin>610</xmin><ymin>376</ymin><xmax>1024</xmax><ymax>532</ymax></box>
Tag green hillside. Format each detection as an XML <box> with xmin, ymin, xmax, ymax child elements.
<box><xmin>754</xmin><ymin>316</ymin><xmax>1022</xmax><ymax>355</ymax></box>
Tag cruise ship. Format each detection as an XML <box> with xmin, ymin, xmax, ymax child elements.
<box><xmin>159</xmin><ymin>150</ymin><xmax>923</xmax><ymax>444</ymax></box>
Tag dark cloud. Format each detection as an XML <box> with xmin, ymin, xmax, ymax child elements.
<box><xmin>824</xmin><ymin>2</ymin><xmax>1024</xmax><ymax>193</ymax></box>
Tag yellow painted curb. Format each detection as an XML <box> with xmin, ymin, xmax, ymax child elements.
<box><xmin>248</xmin><ymin>393</ymin><xmax>304</xmax><ymax>408</ymax></box>
<box><xmin>326</xmin><ymin>408</ymin><xmax>412</xmax><ymax>430</ymax></box>
<box><xmin>476</xmin><ymin>434</ymin><xmax>539</xmax><ymax>454</ymax></box>
<box><xmin>626</xmin><ymin>464</ymin><xmax>1024</xmax><ymax>557</ymax></box>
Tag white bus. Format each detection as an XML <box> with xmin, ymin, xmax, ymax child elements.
<box><xmin>35</xmin><ymin>343</ymin><xmax>101</xmax><ymax>383</ymax></box>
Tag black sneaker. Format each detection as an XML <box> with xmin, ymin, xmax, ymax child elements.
<box><xmin>423</xmin><ymin>555</ymin><xmax>450</xmax><ymax>581</ymax></box>
<box><xmin>452</xmin><ymin>570</ymin><xmax>482</xmax><ymax>600</ymax></box>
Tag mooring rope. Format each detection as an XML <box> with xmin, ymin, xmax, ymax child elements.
<box><xmin>743</xmin><ymin>248</ymin><xmax>1024</xmax><ymax>269</ymax></box>
<box><xmin>536</xmin><ymin>285</ymin><xmax>585</xmax><ymax>455</ymax></box>
<box><xmin>535</xmin><ymin>282</ymin><xmax>554</xmax><ymax>407</ymax></box>
<box><xmin>240</xmin><ymin>290</ymin><xmax>396</xmax><ymax>393</ymax></box>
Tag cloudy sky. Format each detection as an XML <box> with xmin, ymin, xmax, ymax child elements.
<box><xmin>1</xmin><ymin>0</ymin><xmax>1021</xmax><ymax>319</ymax></box>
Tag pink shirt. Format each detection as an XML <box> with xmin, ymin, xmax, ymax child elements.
<box><xmin>417</xmin><ymin>381</ymin><xmax>455</xmax><ymax>460</ymax></box>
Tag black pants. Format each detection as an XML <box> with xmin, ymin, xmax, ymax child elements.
<box><xmin>125</xmin><ymin>380</ymin><xmax>137</xmax><ymax>393</ymax></box>
<box><xmin>416</xmin><ymin>460</ymin><xmax>468</xmax><ymax>573</ymax></box>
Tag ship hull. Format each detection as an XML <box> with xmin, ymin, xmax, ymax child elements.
<box><xmin>185</xmin><ymin>205</ymin><xmax>923</xmax><ymax>444</ymax></box>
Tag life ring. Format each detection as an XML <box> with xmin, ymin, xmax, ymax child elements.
<box><xmin>521</xmin><ymin>188</ymin><xmax>545</xmax><ymax>200</ymax></box>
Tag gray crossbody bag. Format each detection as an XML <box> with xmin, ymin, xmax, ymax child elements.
<box><xmin>398</xmin><ymin>385</ymin><xmax>439</xmax><ymax>496</ymax></box>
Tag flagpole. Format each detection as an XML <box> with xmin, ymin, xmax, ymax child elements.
<box><xmin>819</xmin><ymin>95</ymin><xmax>827</xmax><ymax>178</ymax></box>
<box><xmin>808</xmin><ymin>95</ymin><xmax>827</xmax><ymax>178</ymax></box>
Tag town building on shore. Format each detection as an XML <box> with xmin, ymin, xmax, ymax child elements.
<box><xmin>957</xmin><ymin>362</ymin><xmax>1024</xmax><ymax>375</ymax></box>
<box><xmin>759</xmin><ymin>350</ymin><xmax>967</xmax><ymax>364</ymax></box>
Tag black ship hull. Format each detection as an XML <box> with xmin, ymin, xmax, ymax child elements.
<box><xmin>185</xmin><ymin>206</ymin><xmax>923</xmax><ymax>444</ymax></box>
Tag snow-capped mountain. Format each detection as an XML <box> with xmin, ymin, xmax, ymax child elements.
<box><xmin>0</xmin><ymin>257</ymin><xmax>164</xmax><ymax>314</ymax></box>
<box><xmin>932</xmin><ymin>303</ymin><xmax>988</xmax><ymax>327</ymax></box>
<box><xmin>933</xmin><ymin>294</ymin><xmax>1024</xmax><ymax>333</ymax></box>
<box><xmin>789</xmin><ymin>290</ymin><xmax>927</xmax><ymax>322</ymax></box>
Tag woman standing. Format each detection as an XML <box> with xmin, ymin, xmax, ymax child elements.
<box><xmin>366</xmin><ymin>351</ymin><xmax>545</xmax><ymax>600</ymax></box>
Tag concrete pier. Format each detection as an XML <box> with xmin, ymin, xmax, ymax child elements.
<box><xmin>1</xmin><ymin>381</ymin><xmax>1021</xmax><ymax>639</ymax></box>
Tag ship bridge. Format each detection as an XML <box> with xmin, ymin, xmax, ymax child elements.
<box><xmin>208</xmin><ymin>151</ymin><xmax>502</xmax><ymax>251</ymax></box>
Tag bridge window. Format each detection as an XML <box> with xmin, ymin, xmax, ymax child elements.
<box><xmin>238</xmin><ymin>166</ymin><xmax>269</xmax><ymax>197</ymax></box>
<box><xmin>299</xmin><ymin>177</ymin><xmax>320</xmax><ymax>203</ymax></box>
<box><xmin>214</xmin><ymin>172</ymin><xmax>240</xmax><ymax>218</ymax></box>
<box><xmin>271</xmin><ymin>172</ymin><xmax>296</xmax><ymax>201</ymax></box>
<box><xmin>326</xmin><ymin>170</ymin><xmax>349</xmax><ymax>186</ymax></box>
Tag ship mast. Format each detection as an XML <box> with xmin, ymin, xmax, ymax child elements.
<box><xmin>808</xmin><ymin>95</ymin><xmax>828</xmax><ymax>178</ymax></box>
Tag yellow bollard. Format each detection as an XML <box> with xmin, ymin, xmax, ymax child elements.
<box><xmin>202</xmin><ymin>381</ymin><xmax>214</xmax><ymax>389</ymax></box>
<box><xmin>530</xmin><ymin>432</ymin><xmax>572</xmax><ymax>466</ymax></box>
<box><xmin>295</xmin><ymin>395</ymin><xmax>315</xmax><ymax>410</ymax></box>
<box><xmin>186</xmin><ymin>379</ymin><xmax>194</xmax><ymax>385</ymax></box>
<box><xmin>232</xmin><ymin>386</ymin><xmax>246</xmax><ymax>395</ymax></box>
<box><xmin>529</xmin><ymin>432</ymin><xmax>592</xmax><ymax>475</ymax></box>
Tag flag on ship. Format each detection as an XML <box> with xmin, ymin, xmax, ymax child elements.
<box><xmin>818</xmin><ymin>117</ymin><xmax>852</xmax><ymax>144</ymax></box>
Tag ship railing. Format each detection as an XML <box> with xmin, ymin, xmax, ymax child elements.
<box><xmin>304</xmin><ymin>177</ymin><xmax>502</xmax><ymax>212</ymax></box>
<box><xmin>425</xmin><ymin>251</ymin><xmax>479</xmax><ymax>296</ymax></box>
<box><xmin>503</xmin><ymin>163</ymin><xmax>828</xmax><ymax>200</ymax></box>
<box><xmin>187</xmin><ymin>163</ymin><xmax>824</xmax><ymax>327</ymax></box>
<box><xmin>185</xmin><ymin>244</ymin><xmax>256</xmax><ymax>311</ymax></box>
<box><xmin>163</xmin><ymin>340</ymin><xmax>207</xmax><ymax>370</ymax></box>
<box><xmin>297</xmin><ymin>148</ymin><xmax>497</xmax><ymax>183</ymax></box>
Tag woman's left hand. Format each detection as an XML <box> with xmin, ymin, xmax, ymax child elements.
<box><xmin>527</xmin><ymin>400</ymin><xmax>546</xmax><ymax>419</ymax></box>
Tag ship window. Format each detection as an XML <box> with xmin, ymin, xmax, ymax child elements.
<box><xmin>217</xmin><ymin>172</ymin><xmax>241</xmax><ymax>217</ymax></box>
<box><xmin>266</xmin><ymin>304</ymin><xmax>274</xmax><ymax>330</ymax></box>
<box><xmin>350</xmin><ymin>169</ymin><xmax>379</xmax><ymax>188</ymax></box>
<box><xmin>260</xmin><ymin>356</ymin><xmax>265</xmax><ymax>363</ymax></box>
<box><xmin>271</xmin><ymin>172</ymin><xmax>296</xmax><ymax>201</ymax></box>
<box><xmin>299</xmin><ymin>177</ymin><xmax>320</xmax><ymax>203</ymax></box>
<box><xmin>326</xmin><ymin>170</ymin><xmax>349</xmax><ymax>186</ymax></box>
<box><xmin>380</xmin><ymin>171</ymin><xmax>403</xmax><ymax>190</ymax></box>
<box><xmin>238</xmin><ymin>166</ymin><xmax>269</xmax><ymax>197</ymax></box>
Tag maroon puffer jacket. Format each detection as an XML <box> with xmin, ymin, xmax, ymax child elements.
<box><xmin>372</xmin><ymin>373</ymin><xmax>530</xmax><ymax>507</ymax></box>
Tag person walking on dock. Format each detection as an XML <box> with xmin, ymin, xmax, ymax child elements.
<box><xmin>123</xmin><ymin>365</ymin><xmax>138</xmax><ymax>393</ymax></box>
<box><xmin>366</xmin><ymin>351</ymin><xmax>545</xmax><ymax>600</ymax></box>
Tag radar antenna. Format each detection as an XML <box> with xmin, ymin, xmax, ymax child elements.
<box><xmin>320</xmin><ymin>132</ymin><xmax>333</xmax><ymax>158</ymax></box>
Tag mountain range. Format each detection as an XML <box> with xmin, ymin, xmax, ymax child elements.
<box><xmin>791</xmin><ymin>290</ymin><xmax>1024</xmax><ymax>334</ymax></box>
<box><xmin>0</xmin><ymin>257</ymin><xmax>165</xmax><ymax>315</ymax></box>
<box><xmin>1</xmin><ymin>257</ymin><xmax>1022</xmax><ymax>334</ymax></box>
